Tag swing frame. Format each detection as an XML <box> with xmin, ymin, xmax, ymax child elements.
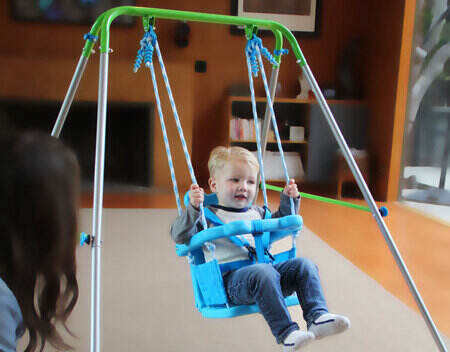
<box><xmin>50</xmin><ymin>6</ymin><xmax>447</xmax><ymax>352</ymax></box>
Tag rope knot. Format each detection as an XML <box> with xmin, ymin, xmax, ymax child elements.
<box><xmin>245</xmin><ymin>35</ymin><xmax>278</xmax><ymax>76</ymax></box>
<box><xmin>133</xmin><ymin>28</ymin><xmax>158</xmax><ymax>72</ymax></box>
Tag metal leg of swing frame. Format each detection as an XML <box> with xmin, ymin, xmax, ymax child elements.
<box><xmin>254</xmin><ymin>66</ymin><xmax>280</xmax><ymax>202</ymax></box>
<box><xmin>51</xmin><ymin>49</ymin><xmax>107</xmax><ymax>352</ymax></box>
<box><xmin>300</xmin><ymin>62</ymin><xmax>448</xmax><ymax>352</ymax></box>
<box><xmin>51</xmin><ymin>54</ymin><xmax>89</xmax><ymax>138</ymax></box>
<box><xmin>89</xmin><ymin>51</ymin><xmax>109</xmax><ymax>352</ymax></box>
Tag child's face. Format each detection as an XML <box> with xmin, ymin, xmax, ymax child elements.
<box><xmin>209</xmin><ymin>159</ymin><xmax>258</xmax><ymax>209</ymax></box>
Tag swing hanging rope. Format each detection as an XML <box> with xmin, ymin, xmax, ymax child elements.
<box><xmin>134</xmin><ymin>22</ymin><xmax>208</xmax><ymax>228</ymax></box>
<box><xmin>245</xmin><ymin>32</ymin><xmax>295</xmax><ymax>217</ymax></box>
<box><xmin>245</xmin><ymin>31</ymin><xmax>299</xmax><ymax>251</ymax></box>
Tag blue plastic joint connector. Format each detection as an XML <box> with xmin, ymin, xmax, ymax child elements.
<box><xmin>83</xmin><ymin>33</ymin><xmax>98</xmax><ymax>42</ymax></box>
<box><xmin>80</xmin><ymin>232</ymin><xmax>92</xmax><ymax>246</ymax></box>
<box><xmin>274</xmin><ymin>49</ymin><xmax>289</xmax><ymax>56</ymax></box>
<box><xmin>379</xmin><ymin>206</ymin><xmax>388</xmax><ymax>217</ymax></box>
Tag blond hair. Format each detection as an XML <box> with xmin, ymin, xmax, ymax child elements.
<box><xmin>208</xmin><ymin>146</ymin><xmax>259</xmax><ymax>177</ymax></box>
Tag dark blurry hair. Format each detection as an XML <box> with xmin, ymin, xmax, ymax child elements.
<box><xmin>0</xmin><ymin>131</ymin><xmax>80</xmax><ymax>352</ymax></box>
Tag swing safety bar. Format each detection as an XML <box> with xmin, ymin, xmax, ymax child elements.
<box><xmin>51</xmin><ymin>6</ymin><xmax>448</xmax><ymax>352</ymax></box>
<box><xmin>176</xmin><ymin>215</ymin><xmax>302</xmax><ymax>257</ymax></box>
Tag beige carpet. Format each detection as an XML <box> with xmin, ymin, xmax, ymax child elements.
<box><xmin>21</xmin><ymin>209</ymin><xmax>449</xmax><ymax>351</ymax></box>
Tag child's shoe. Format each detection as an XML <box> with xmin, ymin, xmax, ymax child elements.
<box><xmin>282</xmin><ymin>329</ymin><xmax>314</xmax><ymax>351</ymax></box>
<box><xmin>308</xmin><ymin>313</ymin><xmax>350</xmax><ymax>340</ymax></box>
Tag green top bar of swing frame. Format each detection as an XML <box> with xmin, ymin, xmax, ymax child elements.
<box><xmin>263</xmin><ymin>183</ymin><xmax>375</xmax><ymax>214</ymax></box>
<box><xmin>81</xmin><ymin>6</ymin><xmax>307</xmax><ymax>66</ymax></box>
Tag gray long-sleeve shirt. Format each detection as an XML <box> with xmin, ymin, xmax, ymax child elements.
<box><xmin>170</xmin><ymin>193</ymin><xmax>300</xmax><ymax>263</ymax></box>
<box><xmin>0</xmin><ymin>278</ymin><xmax>25</xmax><ymax>352</ymax></box>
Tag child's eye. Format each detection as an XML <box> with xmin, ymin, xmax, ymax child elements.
<box><xmin>230</xmin><ymin>178</ymin><xmax>239</xmax><ymax>182</ymax></box>
<box><xmin>248</xmin><ymin>180</ymin><xmax>255</xmax><ymax>185</ymax></box>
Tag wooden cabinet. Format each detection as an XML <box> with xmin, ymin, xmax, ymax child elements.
<box><xmin>227</xmin><ymin>96</ymin><xmax>367</xmax><ymax>184</ymax></box>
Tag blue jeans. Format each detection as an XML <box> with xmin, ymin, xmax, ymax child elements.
<box><xmin>223</xmin><ymin>258</ymin><xmax>329</xmax><ymax>343</ymax></box>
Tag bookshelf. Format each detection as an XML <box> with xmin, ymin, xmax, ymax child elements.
<box><xmin>227</xmin><ymin>96</ymin><xmax>367</xmax><ymax>184</ymax></box>
<box><xmin>228</xmin><ymin>96</ymin><xmax>311</xmax><ymax>182</ymax></box>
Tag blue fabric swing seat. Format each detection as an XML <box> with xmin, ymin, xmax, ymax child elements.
<box><xmin>175</xmin><ymin>193</ymin><xmax>303</xmax><ymax>318</ymax></box>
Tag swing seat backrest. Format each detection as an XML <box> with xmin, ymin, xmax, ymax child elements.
<box><xmin>175</xmin><ymin>191</ymin><xmax>302</xmax><ymax>318</ymax></box>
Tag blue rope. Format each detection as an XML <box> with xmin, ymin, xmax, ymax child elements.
<box><xmin>134</xmin><ymin>28</ymin><xmax>208</xmax><ymax>229</ymax></box>
<box><xmin>254</xmin><ymin>46</ymin><xmax>296</xmax><ymax>218</ymax></box>
<box><xmin>245</xmin><ymin>41</ymin><xmax>299</xmax><ymax>245</ymax></box>
<box><xmin>133</xmin><ymin>30</ymin><xmax>157</xmax><ymax>72</ymax></box>
<box><xmin>245</xmin><ymin>52</ymin><xmax>269</xmax><ymax>209</ymax></box>
<box><xmin>152</xmin><ymin>38</ymin><xmax>208</xmax><ymax>229</ymax></box>
<box><xmin>245</xmin><ymin>35</ymin><xmax>278</xmax><ymax>77</ymax></box>
<box><xmin>147</xmin><ymin>61</ymin><xmax>183</xmax><ymax>215</ymax></box>
<box><xmin>134</xmin><ymin>29</ymin><xmax>182</xmax><ymax>215</ymax></box>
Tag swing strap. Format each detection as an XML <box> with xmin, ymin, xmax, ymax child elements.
<box><xmin>204</xmin><ymin>207</ymin><xmax>274</xmax><ymax>263</ymax></box>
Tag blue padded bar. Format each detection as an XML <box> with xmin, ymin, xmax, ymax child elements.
<box><xmin>176</xmin><ymin>215</ymin><xmax>303</xmax><ymax>257</ymax></box>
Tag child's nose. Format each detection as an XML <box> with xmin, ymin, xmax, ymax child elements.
<box><xmin>238</xmin><ymin>181</ymin><xmax>247</xmax><ymax>190</ymax></box>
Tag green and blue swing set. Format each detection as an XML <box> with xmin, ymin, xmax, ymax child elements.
<box><xmin>53</xmin><ymin>6</ymin><xmax>447</xmax><ymax>352</ymax></box>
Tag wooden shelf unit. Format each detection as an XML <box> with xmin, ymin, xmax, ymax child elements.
<box><xmin>227</xmin><ymin>96</ymin><xmax>312</xmax><ymax>183</ymax></box>
<box><xmin>227</xmin><ymin>96</ymin><xmax>367</xmax><ymax>185</ymax></box>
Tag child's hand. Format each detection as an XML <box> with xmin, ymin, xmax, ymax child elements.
<box><xmin>283</xmin><ymin>179</ymin><xmax>300</xmax><ymax>198</ymax></box>
<box><xmin>189</xmin><ymin>184</ymin><xmax>204</xmax><ymax>209</ymax></box>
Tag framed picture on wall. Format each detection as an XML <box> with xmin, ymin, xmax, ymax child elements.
<box><xmin>10</xmin><ymin>0</ymin><xmax>136</xmax><ymax>25</ymax></box>
<box><xmin>231</xmin><ymin>0</ymin><xmax>320</xmax><ymax>35</ymax></box>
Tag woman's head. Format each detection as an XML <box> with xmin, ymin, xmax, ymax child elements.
<box><xmin>0</xmin><ymin>131</ymin><xmax>80</xmax><ymax>352</ymax></box>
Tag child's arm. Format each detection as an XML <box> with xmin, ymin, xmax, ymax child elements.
<box><xmin>170</xmin><ymin>184</ymin><xmax>205</xmax><ymax>244</ymax></box>
<box><xmin>272</xmin><ymin>179</ymin><xmax>301</xmax><ymax>218</ymax></box>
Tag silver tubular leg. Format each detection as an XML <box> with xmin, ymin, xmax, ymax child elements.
<box><xmin>301</xmin><ymin>62</ymin><xmax>448</xmax><ymax>352</ymax></box>
<box><xmin>91</xmin><ymin>52</ymin><xmax>109</xmax><ymax>352</ymax></box>
<box><xmin>255</xmin><ymin>66</ymin><xmax>280</xmax><ymax>201</ymax></box>
<box><xmin>260</xmin><ymin>66</ymin><xmax>280</xmax><ymax>154</ymax></box>
<box><xmin>52</xmin><ymin>55</ymin><xmax>89</xmax><ymax>138</ymax></box>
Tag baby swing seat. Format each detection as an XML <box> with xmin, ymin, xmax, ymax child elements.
<box><xmin>175</xmin><ymin>192</ymin><xmax>302</xmax><ymax>318</ymax></box>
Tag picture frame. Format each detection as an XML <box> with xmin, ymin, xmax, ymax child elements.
<box><xmin>10</xmin><ymin>0</ymin><xmax>136</xmax><ymax>26</ymax></box>
<box><xmin>231</xmin><ymin>0</ymin><xmax>320</xmax><ymax>36</ymax></box>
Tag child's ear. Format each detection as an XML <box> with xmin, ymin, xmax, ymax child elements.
<box><xmin>208</xmin><ymin>177</ymin><xmax>217</xmax><ymax>193</ymax></box>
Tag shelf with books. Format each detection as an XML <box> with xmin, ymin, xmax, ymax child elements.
<box><xmin>226</xmin><ymin>96</ymin><xmax>368</xmax><ymax>185</ymax></box>
<box><xmin>227</xmin><ymin>96</ymin><xmax>310</xmax><ymax>183</ymax></box>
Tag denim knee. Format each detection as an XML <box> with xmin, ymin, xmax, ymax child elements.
<box><xmin>248</xmin><ymin>263</ymin><xmax>280</xmax><ymax>289</ymax></box>
<box><xmin>293</xmin><ymin>257</ymin><xmax>319</xmax><ymax>277</ymax></box>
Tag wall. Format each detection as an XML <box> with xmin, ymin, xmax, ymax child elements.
<box><xmin>0</xmin><ymin>0</ymin><xmax>195</xmax><ymax>191</ymax></box>
<box><xmin>0</xmin><ymin>0</ymin><xmax>407</xmax><ymax>200</ymax></box>
<box><xmin>362</xmin><ymin>1</ymin><xmax>407</xmax><ymax>200</ymax></box>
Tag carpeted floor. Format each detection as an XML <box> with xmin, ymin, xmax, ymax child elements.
<box><xmin>23</xmin><ymin>209</ymin><xmax>449</xmax><ymax>351</ymax></box>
